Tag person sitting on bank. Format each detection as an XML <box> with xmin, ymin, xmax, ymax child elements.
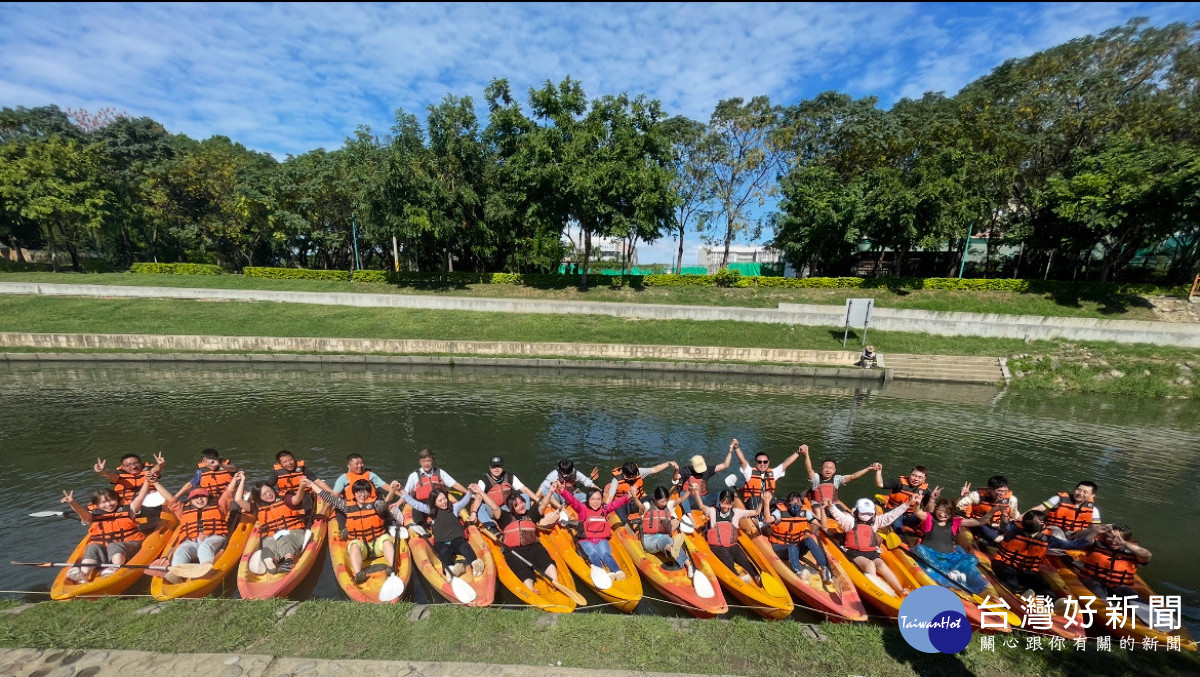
<box><xmin>1074</xmin><ymin>524</ymin><xmax>1151</xmax><ymax>603</ymax></box>
<box><xmin>824</xmin><ymin>495</ymin><xmax>917</xmax><ymax>596</ymax></box>
<box><xmin>763</xmin><ymin>490</ymin><xmax>834</xmax><ymax>583</ymax></box>
<box><xmin>61</xmin><ymin>477</ymin><xmax>155</xmax><ymax>583</ymax></box>
<box><xmin>310</xmin><ymin>478</ymin><xmax>400</xmax><ymax>584</ymax></box>
<box><xmin>398</xmin><ymin>485</ymin><xmax>484</xmax><ymax>578</ymax></box>
<box><xmin>236</xmin><ymin>480</ymin><xmax>310</xmax><ymax>574</ymax></box>
<box><xmin>604</xmin><ymin>459</ymin><xmax>678</xmax><ymax>523</ymax></box>
<box><xmin>557</xmin><ymin>481</ymin><xmax>633</xmax><ymax>581</ymax></box>
<box><xmin>859</xmin><ymin>346</ymin><xmax>878</xmax><ymax>369</ymax></box>
<box><xmin>678</xmin><ymin>442</ymin><xmax>735</xmax><ymax>513</ymax></box>
<box><xmin>799</xmin><ymin>443</ymin><xmax>878</xmax><ymax>509</ymax></box>
<box><xmin>477</xmin><ymin>484</ymin><xmax>565</xmax><ymax>592</ymax></box>
<box><xmin>154</xmin><ymin>471</ymin><xmax>244</xmax><ymax>575</ymax></box>
<box><xmin>640</xmin><ymin>485</ymin><xmax>695</xmax><ymax>577</ymax></box>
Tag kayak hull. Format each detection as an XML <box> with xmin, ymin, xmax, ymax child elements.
<box><xmin>480</xmin><ymin>529</ymin><xmax>576</xmax><ymax>612</ymax></box>
<box><xmin>409</xmin><ymin>524</ymin><xmax>496</xmax><ymax>607</ymax></box>
<box><xmin>236</xmin><ymin>500</ymin><xmax>332</xmax><ymax>600</ymax></box>
<box><xmin>328</xmin><ymin>518</ymin><xmax>413</xmax><ymax>604</ymax></box>
<box><xmin>151</xmin><ymin>512</ymin><xmax>253</xmax><ymax>600</ymax></box>
<box><xmin>748</xmin><ymin>534</ymin><xmax>867</xmax><ymax>622</ymax></box>
<box><xmin>542</xmin><ymin>513</ymin><xmax>641</xmax><ymax>613</ymax></box>
<box><xmin>610</xmin><ymin>518</ymin><xmax>727</xmax><ymax>618</ymax></box>
<box><xmin>682</xmin><ymin>515</ymin><xmax>793</xmax><ymax>620</ymax></box>
<box><xmin>51</xmin><ymin>512</ymin><xmax>178</xmax><ymax>601</ymax></box>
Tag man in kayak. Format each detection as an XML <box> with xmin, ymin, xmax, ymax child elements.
<box><xmin>1030</xmin><ymin>481</ymin><xmax>1101</xmax><ymax>538</ymax></box>
<box><xmin>478</xmin><ymin>484</ymin><xmax>565</xmax><ymax>592</ymax></box>
<box><xmin>153</xmin><ymin>472</ymin><xmax>245</xmax><ymax>576</ymax></box>
<box><xmin>875</xmin><ymin>464</ymin><xmax>930</xmax><ymax>532</ymax></box>
<box><xmin>93</xmin><ymin>452</ymin><xmax>166</xmax><ymax>506</ymax></box>
<box><xmin>824</xmin><ymin>495</ymin><xmax>918</xmax><ymax>596</ymax></box>
<box><xmin>990</xmin><ymin>510</ymin><xmax>1094</xmax><ymax>597</ymax></box>
<box><xmin>798</xmin><ymin>444</ymin><xmax>879</xmax><ymax>508</ymax></box>
<box><xmin>762</xmin><ymin>490</ymin><xmax>834</xmax><ymax>583</ymax></box>
<box><xmin>1074</xmin><ymin>524</ymin><xmax>1151</xmax><ymax>602</ymax></box>
<box><xmin>538</xmin><ymin>459</ymin><xmax>599</xmax><ymax>505</ymax></box>
<box><xmin>471</xmin><ymin>456</ymin><xmax>539</xmax><ymax>533</ymax></box>
<box><xmin>60</xmin><ymin>476</ymin><xmax>156</xmax><ymax>583</ymax></box>
<box><xmin>402</xmin><ymin>448</ymin><xmax>469</xmax><ymax>504</ymax></box>
<box><xmin>174</xmin><ymin>448</ymin><xmax>238</xmax><ymax>502</ymax></box>
<box><xmin>269</xmin><ymin>450</ymin><xmax>328</xmax><ymax>496</ymax></box>
<box><xmin>677</xmin><ymin>442</ymin><xmax>735</xmax><ymax>513</ymax></box>
<box><xmin>956</xmin><ymin>476</ymin><xmax>1019</xmax><ymax>544</ymax></box>
<box><xmin>333</xmin><ymin>454</ymin><xmax>390</xmax><ymax>501</ymax></box>
<box><xmin>734</xmin><ymin>440</ymin><xmax>802</xmax><ymax>512</ymax></box>
<box><xmin>309</xmin><ymin>477</ymin><xmax>400</xmax><ymax>584</ymax></box>
<box><xmin>604</xmin><ymin>459</ymin><xmax>678</xmax><ymax>523</ymax></box>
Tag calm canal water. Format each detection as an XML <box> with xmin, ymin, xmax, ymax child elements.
<box><xmin>2</xmin><ymin>361</ymin><xmax>1197</xmax><ymax>630</ymax></box>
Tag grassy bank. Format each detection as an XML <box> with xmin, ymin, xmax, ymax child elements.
<box><xmin>0</xmin><ymin>271</ymin><xmax>1171</xmax><ymax>321</ymax></box>
<box><xmin>0</xmin><ymin>599</ymin><xmax>1196</xmax><ymax>677</ymax></box>
<box><xmin>0</xmin><ymin>296</ymin><xmax>1195</xmax><ymax>398</ymax></box>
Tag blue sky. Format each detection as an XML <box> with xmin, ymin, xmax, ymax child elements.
<box><xmin>1</xmin><ymin>2</ymin><xmax>1196</xmax><ymax>264</ymax></box>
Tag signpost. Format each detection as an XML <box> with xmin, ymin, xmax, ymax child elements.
<box><xmin>843</xmin><ymin>298</ymin><xmax>874</xmax><ymax>348</ymax></box>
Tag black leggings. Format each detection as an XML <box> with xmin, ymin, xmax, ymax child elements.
<box><xmin>433</xmin><ymin>538</ymin><xmax>475</xmax><ymax>570</ymax></box>
<box><xmin>991</xmin><ymin>560</ymin><xmax>1054</xmax><ymax>597</ymax></box>
<box><xmin>711</xmin><ymin>544</ymin><xmax>759</xmax><ymax>577</ymax></box>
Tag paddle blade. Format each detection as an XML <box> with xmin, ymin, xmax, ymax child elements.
<box><xmin>379</xmin><ymin>574</ymin><xmax>406</xmax><ymax>602</ymax></box>
<box><xmin>760</xmin><ymin>571</ymin><xmax>787</xmax><ymax>598</ymax></box>
<box><xmin>142</xmin><ymin>492</ymin><xmax>165</xmax><ymax>508</ymax></box>
<box><xmin>302</xmin><ymin>529</ymin><xmax>313</xmax><ymax>550</ymax></box>
<box><xmin>169</xmin><ymin>562</ymin><xmax>213</xmax><ymax>579</ymax></box>
<box><xmin>248</xmin><ymin>550</ymin><xmax>266</xmax><ymax>575</ymax></box>
<box><xmin>589</xmin><ymin>564</ymin><xmax>613</xmax><ymax>590</ymax></box>
<box><xmin>449</xmin><ymin>576</ymin><xmax>477</xmax><ymax>603</ymax></box>
<box><xmin>724</xmin><ymin>474</ymin><xmax>738</xmax><ymax>488</ymax></box>
<box><xmin>409</xmin><ymin>524</ymin><xmax>428</xmax><ymax>537</ymax></box>
<box><xmin>693</xmin><ymin>570</ymin><xmax>715</xmax><ymax>598</ymax></box>
<box><xmin>679</xmin><ymin>516</ymin><xmax>695</xmax><ymax>534</ymax></box>
<box><xmin>29</xmin><ymin>510</ymin><xmax>70</xmax><ymax>518</ymax></box>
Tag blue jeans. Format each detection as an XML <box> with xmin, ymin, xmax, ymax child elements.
<box><xmin>642</xmin><ymin>533</ymin><xmax>690</xmax><ymax>568</ymax></box>
<box><xmin>172</xmin><ymin>535</ymin><xmax>228</xmax><ymax>565</ymax></box>
<box><xmin>772</xmin><ymin>536</ymin><xmax>829</xmax><ymax>573</ymax></box>
<box><xmin>579</xmin><ymin>539</ymin><xmax>620</xmax><ymax>571</ymax></box>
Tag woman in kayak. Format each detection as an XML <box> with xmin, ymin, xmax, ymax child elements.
<box><xmin>824</xmin><ymin>495</ymin><xmax>918</xmax><ymax>596</ymax></box>
<box><xmin>640</xmin><ymin>485</ymin><xmax>695</xmax><ymax>577</ymax></box>
<box><xmin>557</xmin><ymin>483</ymin><xmax>633</xmax><ymax>580</ymax></box>
<box><xmin>398</xmin><ymin>485</ymin><xmax>483</xmax><ymax>577</ymax></box>
<box><xmin>477</xmin><ymin>485</ymin><xmax>564</xmax><ymax>592</ymax></box>
<box><xmin>236</xmin><ymin>480</ymin><xmax>310</xmax><ymax>574</ymax></box>
<box><xmin>60</xmin><ymin>477</ymin><xmax>155</xmax><ymax>583</ymax></box>
<box><xmin>702</xmin><ymin>489</ymin><xmax>763</xmax><ymax>585</ymax></box>
<box><xmin>910</xmin><ymin>489</ymin><xmax>993</xmax><ymax>594</ymax></box>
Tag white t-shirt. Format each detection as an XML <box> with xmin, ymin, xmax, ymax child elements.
<box><xmin>473</xmin><ymin>474</ymin><xmax>527</xmax><ymax>493</ymax></box>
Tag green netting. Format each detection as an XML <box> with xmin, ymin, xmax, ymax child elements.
<box><xmin>726</xmin><ymin>262</ymin><xmax>762</xmax><ymax>276</ymax></box>
<box><xmin>680</xmin><ymin>266</ymin><xmax>708</xmax><ymax>275</ymax></box>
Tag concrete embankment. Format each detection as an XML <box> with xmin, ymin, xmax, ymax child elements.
<box><xmin>2</xmin><ymin>282</ymin><xmax>1197</xmax><ymax>347</ymax></box>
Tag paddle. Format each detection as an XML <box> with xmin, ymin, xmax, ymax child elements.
<box><xmin>672</xmin><ymin>517</ymin><xmax>717</xmax><ymax>598</ymax></box>
<box><xmin>29</xmin><ymin>509</ymin><xmax>72</xmax><ymax>518</ymax></box>
<box><xmin>142</xmin><ymin>492</ymin><xmax>165</xmax><ymax>508</ymax></box>
<box><xmin>509</xmin><ymin>548</ymin><xmax>586</xmax><ymax>606</ymax></box>
<box><xmin>379</xmin><ymin>525</ymin><xmax>409</xmax><ymax>602</ymax></box>
<box><xmin>405</xmin><ymin>520</ymin><xmax>477</xmax><ymax>604</ymax></box>
<box><xmin>589</xmin><ymin>563</ymin><xmax>613</xmax><ymax>590</ymax></box>
<box><xmin>12</xmin><ymin>560</ymin><xmax>212</xmax><ymax>579</ymax></box>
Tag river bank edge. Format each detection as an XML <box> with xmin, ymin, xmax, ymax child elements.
<box><xmin>1</xmin><ymin>598</ymin><xmax>1197</xmax><ymax>677</ymax></box>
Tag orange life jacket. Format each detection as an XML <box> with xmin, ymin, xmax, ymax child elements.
<box><xmin>611</xmin><ymin>467</ymin><xmax>645</xmax><ymax>502</ymax></box>
<box><xmin>480</xmin><ymin>471</ymin><xmax>514</xmax><ymax>507</ymax></box>
<box><xmin>768</xmin><ymin>501</ymin><xmax>812</xmax><ymax>545</ymax></box>
<box><xmin>87</xmin><ymin>507</ymin><xmax>144</xmax><ymax>544</ymax></box>
<box><xmin>642</xmin><ymin>506</ymin><xmax>671</xmax><ymax>535</ymax></box>
<box><xmin>256</xmin><ymin>499</ymin><xmax>306</xmax><ymax>537</ymax></box>
<box><xmin>994</xmin><ymin>528</ymin><xmax>1054</xmax><ymax>572</ymax></box>
<box><xmin>969</xmin><ymin>487</ymin><xmax>1012</xmax><ymax>526</ymax></box>
<box><xmin>272</xmin><ymin>460</ymin><xmax>306</xmax><ymax>495</ymax></box>
<box><xmin>112</xmin><ymin>467</ymin><xmax>148</xmax><ymax>505</ymax></box>
<box><xmin>342</xmin><ymin>470</ymin><xmax>379</xmax><ymax>501</ymax></box>
<box><xmin>197</xmin><ymin>461</ymin><xmax>234</xmax><ymax>499</ymax></box>
<box><xmin>885</xmin><ymin>476</ymin><xmax>928</xmax><ymax>514</ymax></box>
<box><xmin>412</xmin><ymin>470</ymin><xmax>445</xmax><ymax>502</ymax></box>
<box><xmin>808</xmin><ymin>478</ymin><xmax>838</xmax><ymax>505</ymax></box>
<box><xmin>843</xmin><ymin>519</ymin><xmax>879</xmax><ymax>552</ymax></box>
<box><xmin>342</xmin><ymin>502</ymin><xmax>387</xmax><ymax>543</ymax></box>
<box><xmin>1081</xmin><ymin>542</ymin><xmax>1139</xmax><ymax>588</ymax></box>
<box><xmin>706</xmin><ymin>511</ymin><xmax>738</xmax><ymax>547</ymax></box>
<box><xmin>502</xmin><ymin>515</ymin><xmax>539</xmax><ymax>548</ymax></box>
<box><xmin>180</xmin><ymin>504</ymin><xmax>229</xmax><ymax>540</ymax></box>
<box><xmin>1043</xmin><ymin>492</ymin><xmax>1095</xmax><ymax>533</ymax></box>
<box><xmin>741</xmin><ymin>468</ymin><xmax>775</xmax><ymax>503</ymax></box>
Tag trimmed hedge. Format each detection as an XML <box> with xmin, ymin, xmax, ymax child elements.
<box><xmin>130</xmin><ymin>262</ymin><xmax>224</xmax><ymax>275</ymax></box>
<box><xmin>243</xmin><ymin>267</ymin><xmax>350</xmax><ymax>281</ymax></box>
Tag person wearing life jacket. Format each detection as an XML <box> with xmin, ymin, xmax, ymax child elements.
<box><xmin>235</xmin><ymin>480</ymin><xmax>310</xmax><ymax>575</ymax></box>
<box><xmin>333</xmin><ymin>454</ymin><xmax>389</xmax><ymax>502</ymax></box>
<box><xmin>825</xmin><ymin>495</ymin><xmax>916</xmax><ymax>596</ymax></box>
<box><xmin>175</xmin><ymin>448</ymin><xmax>238</xmax><ymax>502</ymax></box>
<box><xmin>763</xmin><ymin>490</ymin><xmax>833</xmax><ymax>583</ymax></box>
<box><xmin>403</xmin><ymin>448</ymin><xmax>469</xmax><ymax>504</ymax></box>
<box><xmin>990</xmin><ymin>510</ymin><xmax>1093</xmax><ymax>597</ymax></box>
<box><xmin>93</xmin><ymin>452</ymin><xmax>166</xmax><ymax>506</ymax></box>
<box><xmin>557</xmin><ymin>483</ymin><xmax>633</xmax><ymax>580</ymax></box>
<box><xmin>956</xmin><ymin>476</ymin><xmax>1019</xmax><ymax>544</ymax></box>
<box><xmin>734</xmin><ymin>439</ymin><xmax>802</xmax><ymax>512</ymax></box>
<box><xmin>398</xmin><ymin>484</ymin><xmax>484</xmax><ymax>578</ymax></box>
<box><xmin>314</xmin><ymin>477</ymin><xmax>400</xmax><ymax>584</ymax></box>
<box><xmin>1031</xmin><ymin>481</ymin><xmax>1101</xmax><ymax>538</ymax></box>
<box><xmin>537</xmin><ymin>459</ymin><xmax>599</xmax><ymax>505</ymax></box>
<box><xmin>60</xmin><ymin>477</ymin><xmax>155</xmax><ymax>584</ymax></box>
<box><xmin>910</xmin><ymin>491</ymin><xmax>993</xmax><ymax>595</ymax></box>
<box><xmin>639</xmin><ymin>485</ymin><xmax>695</xmax><ymax>577</ymax></box>
<box><xmin>478</xmin><ymin>484</ymin><xmax>564</xmax><ymax>592</ymax></box>
<box><xmin>604</xmin><ymin>459</ymin><xmax>677</xmax><ymax>523</ymax></box>
<box><xmin>470</xmin><ymin>456</ymin><xmax>538</xmax><ymax>532</ymax></box>
<box><xmin>798</xmin><ymin>443</ymin><xmax>878</xmax><ymax>510</ymax></box>
<box><xmin>1075</xmin><ymin>524</ymin><xmax>1150</xmax><ymax>602</ymax></box>
<box><xmin>702</xmin><ymin>489</ymin><xmax>764</xmax><ymax>586</ymax></box>
<box><xmin>155</xmin><ymin>471</ymin><xmax>244</xmax><ymax>578</ymax></box>
<box><xmin>875</xmin><ymin>464</ymin><xmax>930</xmax><ymax>531</ymax></box>
<box><xmin>269</xmin><ymin>450</ymin><xmax>327</xmax><ymax>496</ymax></box>
<box><xmin>677</xmin><ymin>442</ymin><xmax>735</xmax><ymax>513</ymax></box>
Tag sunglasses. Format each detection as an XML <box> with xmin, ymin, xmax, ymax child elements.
<box><xmin>756</xmin><ymin>459</ymin><xmax>770</xmax><ymax>465</ymax></box>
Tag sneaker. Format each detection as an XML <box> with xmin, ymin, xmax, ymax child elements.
<box><xmin>821</xmin><ymin>567</ymin><xmax>834</xmax><ymax>584</ymax></box>
<box><xmin>685</xmin><ymin>563</ymin><xmax>695</xmax><ymax>579</ymax></box>
<box><xmin>100</xmin><ymin>567</ymin><xmax>118</xmax><ymax>577</ymax></box>
<box><xmin>738</xmin><ymin>572</ymin><xmax>754</xmax><ymax>585</ymax></box>
<box><xmin>263</xmin><ymin>558</ymin><xmax>279</xmax><ymax>575</ymax></box>
<box><xmin>471</xmin><ymin>559</ymin><xmax>485</xmax><ymax>577</ymax></box>
<box><xmin>662</xmin><ymin>562</ymin><xmax>683</xmax><ymax>571</ymax></box>
<box><xmin>354</xmin><ymin>569</ymin><xmax>370</xmax><ymax>585</ymax></box>
<box><xmin>610</xmin><ymin>571</ymin><xmax>626</xmax><ymax>581</ymax></box>
<box><xmin>67</xmin><ymin>567</ymin><xmax>88</xmax><ymax>584</ymax></box>
<box><xmin>278</xmin><ymin>559</ymin><xmax>294</xmax><ymax>574</ymax></box>
<box><xmin>948</xmin><ymin>571</ymin><xmax>968</xmax><ymax>584</ymax></box>
<box><xmin>449</xmin><ymin>563</ymin><xmax>466</xmax><ymax>577</ymax></box>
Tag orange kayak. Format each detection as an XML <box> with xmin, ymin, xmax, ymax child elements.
<box><xmin>881</xmin><ymin>540</ymin><xmax>1016</xmax><ymax>633</ymax></box>
<box><xmin>151</xmin><ymin>512</ymin><xmax>253</xmax><ymax>600</ymax></box>
<box><xmin>963</xmin><ymin>535</ymin><xmax>1086</xmax><ymax>640</ymax></box>
<box><xmin>747</xmin><ymin>533</ymin><xmax>867</xmax><ymax>622</ymax></box>
<box><xmin>480</xmin><ymin>528</ymin><xmax>577</xmax><ymax>612</ymax></box>
<box><xmin>408</xmin><ymin>523</ymin><xmax>496</xmax><ymax>607</ymax></box>
<box><xmin>683</xmin><ymin>515</ymin><xmax>793</xmax><ymax>620</ymax></box>
<box><xmin>237</xmin><ymin>500</ymin><xmax>332</xmax><ymax>600</ymax></box>
<box><xmin>51</xmin><ymin>512</ymin><xmax>178</xmax><ymax>601</ymax></box>
<box><xmin>328</xmin><ymin>518</ymin><xmax>413</xmax><ymax>604</ymax></box>
<box><xmin>609</xmin><ymin>517</ymin><xmax>727</xmax><ymax>618</ymax></box>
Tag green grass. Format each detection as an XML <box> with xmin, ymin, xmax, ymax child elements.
<box><xmin>0</xmin><ymin>296</ymin><xmax>1196</xmax><ymax>398</ymax></box>
<box><xmin>0</xmin><ymin>599</ymin><xmax>1195</xmax><ymax>677</ymax></box>
<box><xmin>0</xmin><ymin>271</ymin><xmax>1168</xmax><ymax>320</ymax></box>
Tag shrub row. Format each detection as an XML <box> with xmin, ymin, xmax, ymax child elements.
<box><xmin>129</xmin><ymin>262</ymin><xmax>224</xmax><ymax>275</ymax></box>
<box><xmin>243</xmin><ymin>267</ymin><xmax>350</xmax><ymax>281</ymax></box>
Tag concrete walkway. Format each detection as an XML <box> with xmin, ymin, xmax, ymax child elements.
<box><xmin>2</xmin><ymin>281</ymin><xmax>1198</xmax><ymax>347</ymax></box>
<box><xmin>0</xmin><ymin>648</ymin><xmax>727</xmax><ymax>677</ymax></box>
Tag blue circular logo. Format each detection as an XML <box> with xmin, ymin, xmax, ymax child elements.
<box><xmin>897</xmin><ymin>585</ymin><xmax>971</xmax><ymax>654</ymax></box>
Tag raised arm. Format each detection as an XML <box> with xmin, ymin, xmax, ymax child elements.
<box><xmin>149</xmin><ymin>452</ymin><xmax>166</xmax><ymax>476</ymax></box>
<box><xmin>218</xmin><ymin>471</ymin><xmax>244</xmax><ymax>512</ymax></box>
<box><xmin>713</xmin><ymin>442</ymin><xmax>734</xmax><ymax>474</ymax></box>
<box><xmin>93</xmin><ymin>458</ymin><xmax>119</xmax><ymax>483</ymax></box>
<box><xmin>61</xmin><ymin>490</ymin><xmax>91</xmax><ymax>522</ymax></box>
<box><xmin>874</xmin><ymin>465</ymin><xmax>886</xmax><ymax>489</ymax></box>
<box><xmin>845</xmin><ymin>462</ymin><xmax>881</xmax><ymax>484</ymax></box>
<box><xmin>800</xmin><ymin>445</ymin><xmax>815</xmax><ymax>480</ymax></box>
<box><xmin>129</xmin><ymin>474</ymin><xmax>154</xmax><ymax>514</ymax></box>
<box><xmin>778</xmin><ymin>446</ymin><xmax>802</xmax><ymax>473</ymax></box>
<box><xmin>733</xmin><ymin>439</ymin><xmax>749</xmax><ymax>471</ymax></box>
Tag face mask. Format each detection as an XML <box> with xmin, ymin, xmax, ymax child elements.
<box><xmin>787</xmin><ymin>504</ymin><xmax>804</xmax><ymax>517</ymax></box>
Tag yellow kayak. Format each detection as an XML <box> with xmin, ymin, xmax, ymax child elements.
<box><xmin>542</xmin><ymin>511</ymin><xmax>642</xmax><ymax>612</ymax></box>
<box><xmin>683</xmin><ymin>514</ymin><xmax>793</xmax><ymax>620</ymax></box>
<box><xmin>150</xmin><ymin>512</ymin><xmax>253</xmax><ymax>600</ymax></box>
<box><xmin>481</xmin><ymin>529</ymin><xmax>577</xmax><ymax>612</ymax></box>
<box><xmin>328</xmin><ymin>518</ymin><xmax>412</xmax><ymax>604</ymax></box>
<box><xmin>51</xmin><ymin>512</ymin><xmax>178</xmax><ymax>601</ymax></box>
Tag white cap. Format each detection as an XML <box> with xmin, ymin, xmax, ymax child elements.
<box><xmin>855</xmin><ymin>498</ymin><xmax>876</xmax><ymax>516</ymax></box>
